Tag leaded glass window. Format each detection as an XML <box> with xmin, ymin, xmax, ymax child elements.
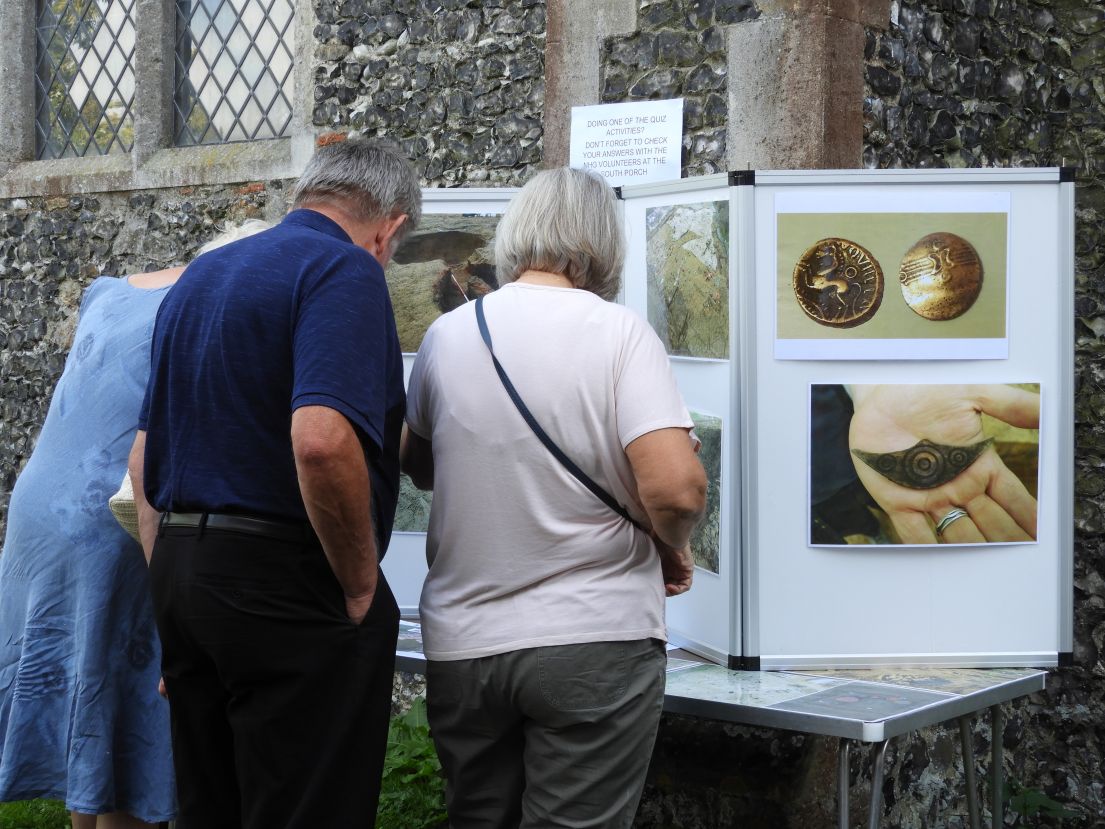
<box><xmin>35</xmin><ymin>0</ymin><xmax>136</xmax><ymax>159</ymax></box>
<box><xmin>174</xmin><ymin>0</ymin><xmax>295</xmax><ymax>146</ymax></box>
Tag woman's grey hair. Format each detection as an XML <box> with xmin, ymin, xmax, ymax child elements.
<box><xmin>196</xmin><ymin>219</ymin><xmax>272</xmax><ymax>255</ymax></box>
<box><xmin>291</xmin><ymin>139</ymin><xmax>422</xmax><ymax>249</ymax></box>
<box><xmin>494</xmin><ymin>167</ymin><xmax>624</xmax><ymax>300</ymax></box>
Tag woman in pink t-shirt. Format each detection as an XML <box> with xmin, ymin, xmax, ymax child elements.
<box><xmin>402</xmin><ymin>167</ymin><xmax>706</xmax><ymax>829</ymax></box>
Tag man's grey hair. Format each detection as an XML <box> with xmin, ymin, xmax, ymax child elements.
<box><xmin>291</xmin><ymin>139</ymin><xmax>422</xmax><ymax>248</ymax></box>
<box><xmin>494</xmin><ymin>167</ymin><xmax>624</xmax><ymax>300</ymax></box>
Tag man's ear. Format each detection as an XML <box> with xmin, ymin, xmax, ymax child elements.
<box><xmin>373</xmin><ymin>213</ymin><xmax>408</xmax><ymax>265</ymax></box>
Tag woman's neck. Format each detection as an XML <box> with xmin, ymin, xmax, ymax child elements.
<box><xmin>515</xmin><ymin>269</ymin><xmax>574</xmax><ymax>289</ymax></box>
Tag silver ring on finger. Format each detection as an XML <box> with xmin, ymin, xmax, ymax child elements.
<box><xmin>935</xmin><ymin>507</ymin><xmax>969</xmax><ymax>536</ymax></box>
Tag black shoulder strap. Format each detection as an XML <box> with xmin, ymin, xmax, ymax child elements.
<box><xmin>475</xmin><ymin>295</ymin><xmax>643</xmax><ymax>531</ymax></box>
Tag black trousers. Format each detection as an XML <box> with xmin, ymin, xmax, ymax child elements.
<box><xmin>148</xmin><ymin>524</ymin><xmax>399</xmax><ymax>829</ymax></box>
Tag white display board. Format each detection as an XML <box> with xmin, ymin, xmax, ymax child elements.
<box><xmin>382</xmin><ymin>187</ymin><xmax>517</xmax><ymax>615</ymax></box>
<box><xmin>620</xmin><ymin>173</ymin><xmax>751</xmax><ymax>667</ymax></box>
<box><xmin>742</xmin><ymin>168</ymin><xmax>1074</xmax><ymax>669</ymax></box>
<box><xmin>383</xmin><ymin>170</ymin><xmax>1074</xmax><ymax>669</ymax></box>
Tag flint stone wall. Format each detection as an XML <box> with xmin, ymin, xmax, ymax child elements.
<box><xmin>310</xmin><ymin>0</ymin><xmax>546</xmax><ymax>185</ymax></box>
<box><xmin>601</xmin><ymin>0</ymin><xmax>760</xmax><ymax>176</ymax></box>
<box><xmin>863</xmin><ymin>0</ymin><xmax>1105</xmax><ymax>824</ymax></box>
<box><xmin>0</xmin><ymin>185</ymin><xmax>286</xmax><ymax>528</ymax></box>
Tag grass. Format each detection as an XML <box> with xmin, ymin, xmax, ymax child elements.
<box><xmin>0</xmin><ymin>798</ymin><xmax>67</xmax><ymax>829</ymax></box>
<box><xmin>0</xmin><ymin>698</ymin><xmax>448</xmax><ymax>829</ymax></box>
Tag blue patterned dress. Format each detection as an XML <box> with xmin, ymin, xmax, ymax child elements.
<box><xmin>0</xmin><ymin>276</ymin><xmax>175</xmax><ymax>821</ymax></box>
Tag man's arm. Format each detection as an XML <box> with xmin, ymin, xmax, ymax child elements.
<box><xmin>626</xmin><ymin>427</ymin><xmax>707</xmax><ymax>595</ymax></box>
<box><xmin>399</xmin><ymin>426</ymin><xmax>433</xmax><ymax>490</ymax></box>
<box><xmin>292</xmin><ymin>405</ymin><xmax>378</xmax><ymax>624</ymax></box>
<box><xmin>127</xmin><ymin>430</ymin><xmax>160</xmax><ymax>563</ymax></box>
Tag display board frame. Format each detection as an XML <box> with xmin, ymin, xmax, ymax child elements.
<box><xmin>742</xmin><ymin>168</ymin><xmax>1074</xmax><ymax>669</ymax></box>
<box><xmin>383</xmin><ymin>187</ymin><xmax>518</xmax><ymax>615</ymax></box>
<box><xmin>383</xmin><ymin>171</ymin><xmax>1074</xmax><ymax>667</ymax></box>
<box><xmin>619</xmin><ymin>173</ymin><xmax>753</xmax><ymax>667</ymax></box>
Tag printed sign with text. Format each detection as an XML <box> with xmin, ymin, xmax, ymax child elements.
<box><xmin>569</xmin><ymin>99</ymin><xmax>684</xmax><ymax>187</ymax></box>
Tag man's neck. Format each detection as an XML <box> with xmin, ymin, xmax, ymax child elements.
<box><xmin>300</xmin><ymin>202</ymin><xmax>373</xmax><ymax>250</ymax></box>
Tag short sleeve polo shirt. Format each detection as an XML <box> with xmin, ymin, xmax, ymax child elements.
<box><xmin>139</xmin><ymin>209</ymin><xmax>405</xmax><ymax>553</ymax></box>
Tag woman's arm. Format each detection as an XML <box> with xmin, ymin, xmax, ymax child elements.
<box><xmin>128</xmin><ymin>430</ymin><xmax>160</xmax><ymax>563</ymax></box>
<box><xmin>400</xmin><ymin>425</ymin><xmax>434</xmax><ymax>490</ymax></box>
<box><xmin>625</xmin><ymin>427</ymin><xmax>706</xmax><ymax>549</ymax></box>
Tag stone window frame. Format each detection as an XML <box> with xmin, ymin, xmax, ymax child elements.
<box><xmin>0</xmin><ymin>0</ymin><xmax>317</xmax><ymax>198</ymax></box>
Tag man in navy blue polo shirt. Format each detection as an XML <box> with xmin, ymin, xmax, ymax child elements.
<box><xmin>128</xmin><ymin>140</ymin><xmax>421</xmax><ymax>829</ymax></box>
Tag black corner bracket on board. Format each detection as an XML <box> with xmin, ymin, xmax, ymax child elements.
<box><xmin>1060</xmin><ymin>167</ymin><xmax>1076</xmax><ymax>183</ymax></box>
<box><xmin>613</xmin><ymin>186</ymin><xmax>623</xmax><ymax>200</ymax></box>
<box><xmin>1058</xmin><ymin>651</ymin><xmax>1074</xmax><ymax>668</ymax></box>
<box><xmin>729</xmin><ymin>170</ymin><xmax>756</xmax><ymax>187</ymax></box>
<box><xmin>729</xmin><ymin>655</ymin><xmax>760</xmax><ymax>671</ymax></box>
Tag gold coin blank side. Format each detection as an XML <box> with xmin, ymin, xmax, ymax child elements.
<box><xmin>898</xmin><ymin>232</ymin><xmax>984</xmax><ymax>321</ymax></box>
<box><xmin>792</xmin><ymin>238</ymin><xmax>884</xmax><ymax>328</ymax></box>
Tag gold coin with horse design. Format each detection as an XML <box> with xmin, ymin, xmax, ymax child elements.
<box><xmin>898</xmin><ymin>232</ymin><xmax>983</xmax><ymax>321</ymax></box>
<box><xmin>792</xmin><ymin>238</ymin><xmax>884</xmax><ymax>328</ymax></box>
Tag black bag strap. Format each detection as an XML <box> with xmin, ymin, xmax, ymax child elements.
<box><xmin>475</xmin><ymin>295</ymin><xmax>643</xmax><ymax>531</ymax></box>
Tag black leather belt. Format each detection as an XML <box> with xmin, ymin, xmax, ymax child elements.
<box><xmin>161</xmin><ymin>511</ymin><xmax>320</xmax><ymax>546</ymax></box>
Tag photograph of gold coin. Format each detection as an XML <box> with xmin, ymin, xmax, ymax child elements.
<box><xmin>899</xmin><ymin>232</ymin><xmax>983</xmax><ymax>321</ymax></box>
<box><xmin>792</xmin><ymin>238</ymin><xmax>884</xmax><ymax>328</ymax></box>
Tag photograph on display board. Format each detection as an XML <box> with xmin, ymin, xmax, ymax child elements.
<box><xmin>690</xmin><ymin>411</ymin><xmax>722</xmax><ymax>574</ymax></box>
<box><xmin>808</xmin><ymin>383</ymin><xmax>1039</xmax><ymax>547</ymax></box>
<box><xmin>775</xmin><ymin>203</ymin><xmax>1009</xmax><ymax>359</ymax></box>
<box><xmin>645</xmin><ymin>200</ymin><xmax>729</xmax><ymax>360</ymax></box>
<box><xmin>387</xmin><ymin>214</ymin><xmax>501</xmax><ymax>353</ymax></box>
<box><xmin>394</xmin><ymin>472</ymin><xmax>432</xmax><ymax>534</ymax></box>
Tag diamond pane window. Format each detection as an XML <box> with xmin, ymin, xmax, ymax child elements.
<box><xmin>174</xmin><ymin>0</ymin><xmax>295</xmax><ymax>146</ymax></box>
<box><xmin>35</xmin><ymin>0</ymin><xmax>136</xmax><ymax>159</ymax></box>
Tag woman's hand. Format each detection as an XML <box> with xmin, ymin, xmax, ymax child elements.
<box><xmin>653</xmin><ymin>533</ymin><xmax>694</xmax><ymax>596</ymax></box>
<box><xmin>848</xmin><ymin>384</ymin><xmax>1039</xmax><ymax>544</ymax></box>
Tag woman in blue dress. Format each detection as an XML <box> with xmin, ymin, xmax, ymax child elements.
<box><xmin>0</xmin><ymin>221</ymin><xmax>268</xmax><ymax>828</ymax></box>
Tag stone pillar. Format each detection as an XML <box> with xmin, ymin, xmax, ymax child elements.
<box><xmin>0</xmin><ymin>0</ymin><xmax>36</xmax><ymax>166</ymax></box>
<box><xmin>132</xmin><ymin>0</ymin><xmax>177</xmax><ymax>164</ymax></box>
<box><xmin>543</xmin><ymin>0</ymin><xmax>638</xmax><ymax>167</ymax></box>
<box><xmin>728</xmin><ymin>0</ymin><xmax>891</xmax><ymax>170</ymax></box>
<box><xmin>290</xmin><ymin>0</ymin><xmax>320</xmax><ymax>174</ymax></box>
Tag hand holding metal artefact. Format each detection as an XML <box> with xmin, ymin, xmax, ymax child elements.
<box><xmin>845</xmin><ymin>384</ymin><xmax>1040</xmax><ymax>545</ymax></box>
<box><xmin>851</xmin><ymin>437</ymin><xmax>994</xmax><ymax>490</ymax></box>
<box><xmin>793</xmin><ymin>238</ymin><xmax>884</xmax><ymax>327</ymax></box>
<box><xmin>898</xmin><ymin>232</ymin><xmax>983</xmax><ymax>320</ymax></box>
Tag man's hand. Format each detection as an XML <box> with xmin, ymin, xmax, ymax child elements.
<box><xmin>344</xmin><ymin>587</ymin><xmax>377</xmax><ymax>626</ymax></box>
<box><xmin>848</xmin><ymin>384</ymin><xmax>1039</xmax><ymax>544</ymax></box>
<box><xmin>653</xmin><ymin>534</ymin><xmax>694</xmax><ymax>596</ymax></box>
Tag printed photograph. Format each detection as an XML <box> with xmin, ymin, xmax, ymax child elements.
<box><xmin>387</xmin><ymin>214</ymin><xmax>501</xmax><ymax>353</ymax></box>
<box><xmin>396</xmin><ymin>621</ymin><xmax>424</xmax><ymax>655</ymax></box>
<box><xmin>808</xmin><ymin>383</ymin><xmax>1040</xmax><ymax>547</ymax></box>
<box><xmin>393</xmin><ymin>473</ymin><xmax>432</xmax><ymax>534</ymax></box>
<box><xmin>646</xmin><ymin>200</ymin><xmax>730</xmax><ymax>360</ymax></box>
<box><xmin>690</xmin><ymin>411</ymin><xmax>722</xmax><ymax>574</ymax></box>
<box><xmin>774</xmin><ymin>204</ymin><xmax>1009</xmax><ymax>360</ymax></box>
<box><xmin>769</xmin><ymin>683</ymin><xmax>949</xmax><ymax>720</ymax></box>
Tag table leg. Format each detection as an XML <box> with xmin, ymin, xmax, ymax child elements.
<box><xmin>958</xmin><ymin>715</ymin><xmax>981</xmax><ymax>829</ymax></box>
<box><xmin>838</xmin><ymin>739</ymin><xmax>850</xmax><ymax>829</ymax></box>
<box><xmin>866</xmin><ymin>739</ymin><xmax>890</xmax><ymax>829</ymax></box>
<box><xmin>991</xmin><ymin>704</ymin><xmax>1003</xmax><ymax>829</ymax></box>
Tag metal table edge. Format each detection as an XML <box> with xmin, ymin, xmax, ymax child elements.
<box><xmin>872</xmin><ymin>670</ymin><xmax>1047</xmax><ymax>741</ymax></box>
<box><xmin>661</xmin><ymin>671</ymin><xmax>1047</xmax><ymax>743</ymax></box>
